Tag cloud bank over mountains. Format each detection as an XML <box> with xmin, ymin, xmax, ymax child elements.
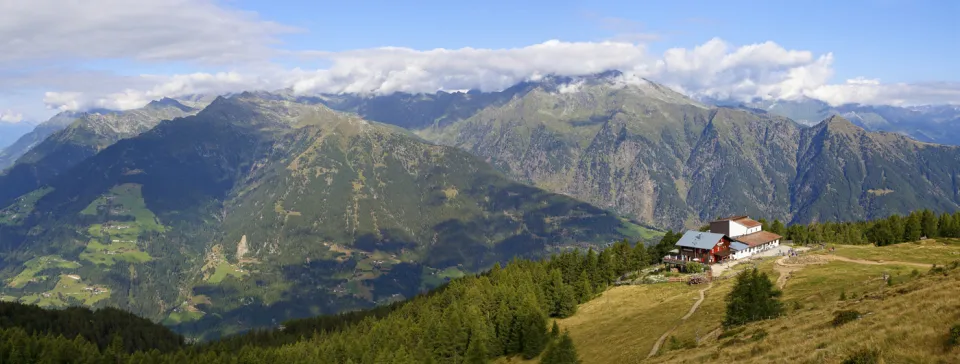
<box><xmin>3</xmin><ymin>0</ymin><xmax>958</xmax><ymax>119</ymax></box>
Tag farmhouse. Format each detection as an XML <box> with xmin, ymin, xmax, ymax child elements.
<box><xmin>663</xmin><ymin>231</ymin><xmax>732</xmax><ymax>266</ymax></box>
<box><xmin>663</xmin><ymin>215</ymin><xmax>783</xmax><ymax>266</ymax></box>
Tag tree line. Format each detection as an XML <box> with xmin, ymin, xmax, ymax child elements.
<box><xmin>678</xmin><ymin>209</ymin><xmax>959</xmax><ymax>247</ymax></box>
<box><xmin>770</xmin><ymin>209</ymin><xmax>960</xmax><ymax>246</ymax></box>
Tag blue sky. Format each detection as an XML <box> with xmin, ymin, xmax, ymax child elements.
<box><xmin>236</xmin><ymin>0</ymin><xmax>957</xmax><ymax>83</ymax></box>
<box><xmin>1</xmin><ymin>0</ymin><xmax>958</xmax><ymax>123</ymax></box>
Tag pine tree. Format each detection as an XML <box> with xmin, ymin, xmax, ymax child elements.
<box><xmin>551</xmin><ymin>321</ymin><xmax>560</xmax><ymax>337</ymax></box>
<box><xmin>770</xmin><ymin>219</ymin><xmax>785</xmax><ymax>235</ymax></box>
<box><xmin>545</xmin><ymin>269</ymin><xmax>564</xmax><ymax>317</ymax></box>
<box><xmin>596</xmin><ymin>250</ymin><xmax>614</xmax><ymax>286</ymax></box>
<box><xmin>584</xmin><ymin>249</ymin><xmax>599</xmax><ymax>287</ymax></box>
<box><xmin>575</xmin><ymin>270</ymin><xmax>593</xmax><ymax>302</ymax></box>
<box><xmin>520</xmin><ymin>311</ymin><xmax>548</xmax><ymax>359</ymax></box>
<box><xmin>465</xmin><ymin>333</ymin><xmax>488</xmax><ymax>364</ymax></box>
<box><xmin>556</xmin><ymin>285</ymin><xmax>578</xmax><ymax>318</ymax></box>
<box><xmin>953</xmin><ymin>212</ymin><xmax>960</xmax><ymax>238</ymax></box>
<box><xmin>631</xmin><ymin>243</ymin><xmax>648</xmax><ymax>272</ymax></box>
<box><xmin>939</xmin><ymin>213</ymin><xmax>954</xmax><ymax>238</ymax></box>
<box><xmin>904</xmin><ymin>213</ymin><xmax>922</xmax><ymax>242</ymax></box>
<box><xmin>539</xmin><ymin>332</ymin><xmax>581</xmax><ymax>364</ymax></box>
<box><xmin>921</xmin><ymin>209</ymin><xmax>938</xmax><ymax>238</ymax></box>
<box><xmin>889</xmin><ymin>215</ymin><xmax>906</xmax><ymax>244</ymax></box>
<box><xmin>723</xmin><ymin>269</ymin><xmax>784</xmax><ymax>327</ymax></box>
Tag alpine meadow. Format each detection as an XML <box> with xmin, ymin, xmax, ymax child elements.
<box><xmin>1</xmin><ymin>1</ymin><xmax>958</xmax><ymax>363</ymax></box>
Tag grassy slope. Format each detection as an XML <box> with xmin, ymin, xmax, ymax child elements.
<box><xmin>521</xmin><ymin>242</ymin><xmax>960</xmax><ymax>364</ymax></box>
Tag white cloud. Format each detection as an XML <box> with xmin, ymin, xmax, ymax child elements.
<box><xmin>23</xmin><ymin>38</ymin><xmax>960</xmax><ymax>113</ymax></box>
<box><xmin>809</xmin><ymin>80</ymin><xmax>960</xmax><ymax>106</ymax></box>
<box><xmin>0</xmin><ymin>0</ymin><xmax>296</xmax><ymax>64</ymax></box>
<box><xmin>0</xmin><ymin>111</ymin><xmax>24</xmax><ymax>123</ymax></box>
<box><xmin>43</xmin><ymin>71</ymin><xmax>290</xmax><ymax>111</ymax></box>
<box><xmin>557</xmin><ymin>81</ymin><xmax>585</xmax><ymax>94</ymax></box>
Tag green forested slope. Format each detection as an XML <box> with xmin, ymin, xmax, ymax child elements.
<box><xmin>0</xmin><ymin>93</ymin><xmax>651</xmax><ymax>339</ymax></box>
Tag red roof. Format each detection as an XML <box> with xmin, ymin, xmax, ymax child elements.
<box><xmin>733</xmin><ymin>217</ymin><xmax>762</xmax><ymax>228</ymax></box>
<box><xmin>735</xmin><ymin>231</ymin><xmax>782</xmax><ymax>247</ymax></box>
<box><xmin>712</xmin><ymin>215</ymin><xmax>748</xmax><ymax>222</ymax></box>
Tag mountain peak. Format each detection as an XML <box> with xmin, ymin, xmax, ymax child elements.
<box><xmin>145</xmin><ymin>97</ymin><xmax>193</xmax><ymax>112</ymax></box>
<box><xmin>816</xmin><ymin>114</ymin><xmax>867</xmax><ymax>135</ymax></box>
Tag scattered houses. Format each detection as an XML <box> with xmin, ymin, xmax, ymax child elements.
<box><xmin>664</xmin><ymin>215</ymin><xmax>782</xmax><ymax>268</ymax></box>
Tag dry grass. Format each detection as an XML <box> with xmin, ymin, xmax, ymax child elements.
<box><xmin>558</xmin><ymin>284</ymin><xmax>702</xmax><ymax>364</ymax></box>
<box><xmin>536</xmin><ymin>244</ymin><xmax>960</xmax><ymax>364</ymax></box>
<box><xmin>651</xmin><ymin>264</ymin><xmax>960</xmax><ymax>363</ymax></box>
<box><xmin>817</xmin><ymin>240</ymin><xmax>960</xmax><ymax>265</ymax></box>
<box><xmin>496</xmin><ymin>283</ymin><xmax>702</xmax><ymax>364</ymax></box>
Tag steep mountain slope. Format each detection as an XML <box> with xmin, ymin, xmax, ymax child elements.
<box><xmin>414</xmin><ymin>74</ymin><xmax>809</xmax><ymax>228</ymax></box>
<box><xmin>0</xmin><ymin>99</ymin><xmax>198</xmax><ymax>206</ymax></box>
<box><xmin>329</xmin><ymin>73</ymin><xmax>960</xmax><ymax>228</ymax></box>
<box><xmin>792</xmin><ymin>115</ymin><xmax>960</xmax><ymax>223</ymax></box>
<box><xmin>0</xmin><ymin>111</ymin><xmax>80</xmax><ymax>170</ymax></box>
<box><xmin>0</xmin><ymin>93</ymin><xmax>649</xmax><ymax>338</ymax></box>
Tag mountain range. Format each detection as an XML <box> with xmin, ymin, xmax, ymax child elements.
<box><xmin>318</xmin><ymin>72</ymin><xmax>960</xmax><ymax>229</ymax></box>
<box><xmin>712</xmin><ymin>97</ymin><xmax>960</xmax><ymax>145</ymax></box>
<box><xmin>2</xmin><ymin>71</ymin><xmax>960</xmax><ymax>338</ymax></box>
<box><xmin>0</xmin><ymin>92</ymin><xmax>647</xmax><ymax>338</ymax></box>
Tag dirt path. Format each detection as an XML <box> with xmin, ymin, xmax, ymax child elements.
<box><xmin>647</xmin><ymin>282</ymin><xmax>712</xmax><ymax>359</ymax></box>
<box><xmin>820</xmin><ymin>254</ymin><xmax>933</xmax><ymax>268</ymax></box>
<box><xmin>773</xmin><ymin>257</ymin><xmax>817</xmax><ymax>289</ymax></box>
<box><xmin>773</xmin><ymin>254</ymin><xmax>933</xmax><ymax>290</ymax></box>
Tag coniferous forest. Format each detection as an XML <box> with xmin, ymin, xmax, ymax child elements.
<box><xmin>0</xmin><ymin>240</ymin><xmax>654</xmax><ymax>364</ymax></box>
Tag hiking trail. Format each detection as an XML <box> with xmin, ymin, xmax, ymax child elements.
<box><xmin>647</xmin><ymin>282</ymin><xmax>712</xmax><ymax>358</ymax></box>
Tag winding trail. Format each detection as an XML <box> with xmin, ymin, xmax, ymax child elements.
<box><xmin>647</xmin><ymin>282</ymin><xmax>712</xmax><ymax>359</ymax></box>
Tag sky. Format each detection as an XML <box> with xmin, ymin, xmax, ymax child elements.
<box><xmin>1</xmin><ymin>0</ymin><xmax>957</xmax><ymax>123</ymax></box>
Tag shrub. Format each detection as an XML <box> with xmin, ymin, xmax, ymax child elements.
<box><xmin>948</xmin><ymin>324</ymin><xmax>960</xmax><ymax>347</ymax></box>
<box><xmin>840</xmin><ymin>290</ymin><xmax>847</xmax><ymax>301</ymax></box>
<box><xmin>910</xmin><ymin>269</ymin><xmax>919</xmax><ymax>277</ymax></box>
<box><xmin>841</xmin><ymin>348</ymin><xmax>881</xmax><ymax>364</ymax></box>
<box><xmin>685</xmin><ymin>262</ymin><xmax>705</xmax><ymax>274</ymax></box>
<box><xmin>792</xmin><ymin>301</ymin><xmax>804</xmax><ymax>311</ymax></box>
<box><xmin>832</xmin><ymin>310</ymin><xmax>861</xmax><ymax>327</ymax></box>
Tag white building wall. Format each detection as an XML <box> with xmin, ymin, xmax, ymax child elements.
<box><xmin>728</xmin><ymin>221</ymin><xmax>747</xmax><ymax>237</ymax></box>
<box><xmin>731</xmin><ymin>250</ymin><xmax>749</xmax><ymax>260</ymax></box>
<box><xmin>745</xmin><ymin>225</ymin><xmax>761</xmax><ymax>234</ymax></box>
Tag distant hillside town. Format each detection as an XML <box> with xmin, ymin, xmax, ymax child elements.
<box><xmin>663</xmin><ymin>216</ymin><xmax>782</xmax><ymax>267</ymax></box>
